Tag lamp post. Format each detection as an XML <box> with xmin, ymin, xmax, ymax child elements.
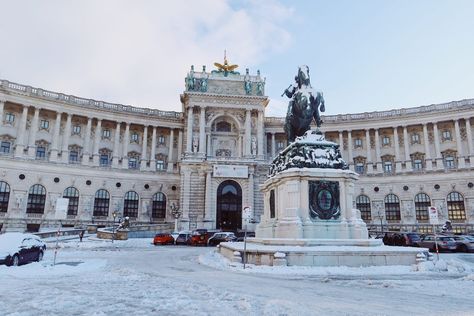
<box><xmin>170</xmin><ymin>203</ymin><xmax>181</xmax><ymax>233</ymax></box>
<box><xmin>112</xmin><ymin>211</ymin><xmax>117</xmax><ymax>243</ymax></box>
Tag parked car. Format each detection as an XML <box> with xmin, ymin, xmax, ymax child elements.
<box><xmin>235</xmin><ymin>231</ymin><xmax>256</xmax><ymax>242</ymax></box>
<box><xmin>175</xmin><ymin>233</ymin><xmax>192</xmax><ymax>245</ymax></box>
<box><xmin>418</xmin><ymin>235</ymin><xmax>457</xmax><ymax>252</ymax></box>
<box><xmin>0</xmin><ymin>233</ymin><xmax>46</xmax><ymax>266</ymax></box>
<box><xmin>153</xmin><ymin>233</ymin><xmax>175</xmax><ymax>245</ymax></box>
<box><xmin>208</xmin><ymin>232</ymin><xmax>237</xmax><ymax>246</ymax></box>
<box><xmin>189</xmin><ymin>229</ymin><xmax>210</xmax><ymax>246</ymax></box>
<box><xmin>451</xmin><ymin>235</ymin><xmax>474</xmax><ymax>252</ymax></box>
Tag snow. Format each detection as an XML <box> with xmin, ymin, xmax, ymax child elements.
<box><xmin>1</xmin><ymin>238</ymin><xmax>474</xmax><ymax>315</ymax></box>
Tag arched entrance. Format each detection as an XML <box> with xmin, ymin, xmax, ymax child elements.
<box><xmin>216</xmin><ymin>180</ymin><xmax>242</xmax><ymax>231</ymax></box>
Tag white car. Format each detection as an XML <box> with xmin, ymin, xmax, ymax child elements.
<box><xmin>0</xmin><ymin>233</ymin><xmax>46</xmax><ymax>266</ymax></box>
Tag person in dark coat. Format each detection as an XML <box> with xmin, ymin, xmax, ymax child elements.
<box><xmin>79</xmin><ymin>230</ymin><xmax>84</xmax><ymax>242</ymax></box>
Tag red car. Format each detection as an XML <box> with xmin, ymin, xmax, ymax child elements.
<box><xmin>153</xmin><ymin>233</ymin><xmax>175</xmax><ymax>245</ymax></box>
<box><xmin>189</xmin><ymin>229</ymin><xmax>210</xmax><ymax>246</ymax></box>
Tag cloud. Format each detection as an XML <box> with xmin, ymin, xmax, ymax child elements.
<box><xmin>0</xmin><ymin>0</ymin><xmax>293</xmax><ymax>111</ymax></box>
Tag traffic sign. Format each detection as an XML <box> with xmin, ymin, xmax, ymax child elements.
<box><xmin>428</xmin><ymin>206</ymin><xmax>439</xmax><ymax>225</ymax></box>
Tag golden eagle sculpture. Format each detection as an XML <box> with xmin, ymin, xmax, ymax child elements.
<box><xmin>212</xmin><ymin>51</ymin><xmax>239</xmax><ymax>76</ymax></box>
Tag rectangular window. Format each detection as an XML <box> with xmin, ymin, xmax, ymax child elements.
<box><xmin>354</xmin><ymin>138</ymin><xmax>362</xmax><ymax>148</ymax></box>
<box><xmin>382</xmin><ymin>136</ymin><xmax>390</xmax><ymax>146</ymax></box>
<box><xmin>355</xmin><ymin>163</ymin><xmax>365</xmax><ymax>174</ymax></box>
<box><xmin>5</xmin><ymin>113</ymin><xmax>15</xmax><ymax>123</ymax></box>
<box><xmin>0</xmin><ymin>141</ymin><xmax>10</xmax><ymax>153</ymax></box>
<box><xmin>444</xmin><ymin>156</ymin><xmax>455</xmax><ymax>169</ymax></box>
<box><xmin>128</xmin><ymin>158</ymin><xmax>138</xmax><ymax>169</ymax></box>
<box><xmin>36</xmin><ymin>147</ymin><xmax>46</xmax><ymax>159</ymax></box>
<box><xmin>72</xmin><ymin>125</ymin><xmax>81</xmax><ymax>135</ymax></box>
<box><xmin>102</xmin><ymin>129</ymin><xmax>111</xmax><ymax>139</ymax></box>
<box><xmin>40</xmin><ymin>120</ymin><xmax>49</xmax><ymax>130</ymax></box>
<box><xmin>413</xmin><ymin>159</ymin><xmax>423</xmax><ymax>170</ymax></box>
<box><xmin>156</xmin><ymin>160</ymin><xmax>165</xmax><ymax>170</ymax></box>
<box><xmin>411</xmin><ymin>133</ymin><xmax>420</xmax><ymax>144</ymax></box>
<box><xmin>383</xmin><ymin>161</ymin><xmax>392</xmax><ymax>173</ymax></box>
<box><xmin>158</xmin><ymin>135</ymin><xmax>166</xmax><ymax>145</ymax></box>
<box><xmin>100</xmin><ymin>154</ymin><xmax>110</xmax><ymax>166</ymax></box>
<box><xmin>69</xmin><ymin>151</ymin><xmax>79</xmax><ymax>163</ymax></box>
<box><xmin>131</xmin><ymin>133</ymin><xmax>139</xmax><ymax>143</ymax></box>
<box><xmin>442</xmin><ymin>130</ymin><xmax>452</xmax><ymax>141</ymax></box>
<box><xmin>277</xmin><ymin>141</ymin><xmax>285</xmax><ymax>150</ymax></box>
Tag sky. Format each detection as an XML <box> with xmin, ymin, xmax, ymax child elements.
<box><xmin>1</xmin><ymin>0</ymin><xmax>474</xmax><ymax>117</ymax></box>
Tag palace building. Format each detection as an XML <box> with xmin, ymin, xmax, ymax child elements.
<box><xmin>1</xmin><ymin>61</ymin><xmax>474</xmax><ymax>233</ymax></box>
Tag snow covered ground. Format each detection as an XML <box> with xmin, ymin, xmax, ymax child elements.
<box><xmin>1</xmin><ymin>238</ymin><xmax>474</xmax><ymax>316</ymax></box>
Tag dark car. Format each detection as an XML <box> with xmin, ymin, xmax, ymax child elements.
<box><xmin>452</xmin><ymin>235</ymin><xmax>474</xmax><ymax>252</ymax></box>
<box><xmin>208</xmin><ymin>232</ymin><xmax>237</xmax><ymax>246</ymax></box>
<box><xmin>175</xmin><ymin>233</ymin><xmax>192</xmax><ymax>245</ymax></box>
<box><xmin>153</xmin><ymin>233</ymin><xmax>175</xmax><ymax>245</ymax></box>
<box><xmin>236</xmin><ymin>231</ymin><xmax>256</xmax><ymax>242</ymax></box>
<box><xmin>418</xmin><ymin>235</ymin><xmax>457</xmax><ymax>252</ymax></box>
<box><xmin>0</xmin><ymin>233</ymin><xmax>46</xmax><ymax>266</ymax></box>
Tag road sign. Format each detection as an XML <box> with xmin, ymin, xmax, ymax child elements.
<box><xmin>242</xmin><ymin>206</ymin><xmax>252</xmax><ymax>221</ymax></box>
<box><xmin>428</xmin><ymin>206</ymin><xmax>439</xmax><ymax>225</ymax></box>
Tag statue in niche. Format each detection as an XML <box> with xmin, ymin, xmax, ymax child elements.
<box><xmin>244</xmin><ymin>68</ymin><xmax>252</xmax><ymax>95</ymax></box>
<box><xmin>282</xmin><ymin>65</ymin><xmax>325</xmax><ymax>142</ymax></box>
<box><xmin>256</xmin><ymin>79</ymin><xmax>265</xmax><ymax>96</ymax></box>
<box><xmin>251</xmin><ymin>136</ymin><xmax>257</xmax><ymax>155</ymax></box>
<box><xmin>192</xmin><ymin>135</ymin><xmax>199</xmax><ymax>153</ymax></box>
<box><xmin>186</xmin><ymin>65</ymin><xmax>195</xmax><ymax>91</ymax></box>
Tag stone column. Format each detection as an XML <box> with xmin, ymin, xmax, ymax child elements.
<box><xmin>140</xmin><ymin>125</ymin><xmax>148</xmax><ymax>170</ymax></box>
<box><xmin>14</xmin><ymin>105</ymin><xmax>28</xmax><ymax>157</ymax></box>
<box><xmin>244</xmin><ymin>110</ymin><xmax>251</xmax><ymax>157</ymax></box>
<box><xmin>347</xmin><ymin>131</ymin><xmax>353</xmax><ymax>171</ymax></box>
<box><xmin>122</xmin><ymin>123</ymin><xmax>130</xmax><ymax>168</ymax></box>
<box><xmin>422</xmin><ymin>123</ymin><xmax>433</xmax><ymax>170</ymax></box>
<box><xmin>454</xmin><ymin>119</ymin><xmax>465</xmax><ymax>168</ymax></box>
<box><xmin>186</xmin><ymin>106</ymin><xmax>194</xmax><ymax>154</ymax></box>
<box><xmin>257</xmin><ymin>110</ymin><xmax>264</xmax><ymax>159</ymax></box>
<box><xmin>402</xmin><ymin>126</ymin><xmax>412</xmax><ymax>170</ymax></box>
<box><xmin>199</xmin><ymin>106</ymin><xmax>206</xmax><ymax>155</ymax></box>
<box><xmin>81</xmin><ymin>117</ymin><xmax>92</xmax><ymax>165</ymax></box>
<box><xmin>0</xmin><ymin>100</ymin><xmax>4</xmax><ymax>124</ymax></box>
<box><xmin>204</xmin><ymin>170</ymin><xmax>212</xmax><ymax>220</ymax></box>
<box><xmin>374</xmin><ymin>129</ymin><xmax>382</xmax><ymax>173</ymax></box>
<box><xmin>271</xmin><ymin>132</ymin><xmax>276</xmax><ymax>158</ymax></box>
<box><xmin>150</xmin><ymin>126</ymin><xmax>157</xmax><ymax>171</ymax></box>
<box><xmin>365</xmin><ymin>129</ymin><xmax>373</xmax><ymax>174</ymax></box>
<box><xmin>61</xmin><ymin>113</ymin><xmax>72</xmax><ymax>163</ymax></box>
<box><xmin>27</xmin><ymin>107</ymin><xmax>40</xmax><ymax>158</ymax></box>
<box><xmin>92</xmin><ymin>119</ymin><xmax>102</xmax><ymax>166</ymax></box>
<box><xmin>167</xmin><ymin>129</ymin><xmax>174</xmax><ymax>172</ymax></box>
<box><xmin>466</xmin><ymin>118</ymin><xmax>474</xmax><ymax>159</ymax></box>
<box><xmin>177</xmin><ymin>129</ymin><xmax>183</xmax><ymax>160</ymax></box>
<box><xmin>207</xmin><ymin>133</ymin><xmax>212</xmax><ymax>157</ymax></box>
<box><xmin>393</xmin><ymin>127</ymin><xmax>402</xmax><ymax>172</ymax></box>
<box><xmin>50</xmin><ymin>112</ymin><xmax>62</xmax><ymax>162</ymax></box>
<box><xmin>248</xmin><ymin>170</ymin><xmax>254</xmax><ymax>211</ymax></box>
<box><xmin>433</xmin><ymin>123</ymin><xmax>442</xmax><ymax>169</ymax></box>
<box><xmin>182</xmin><ymin>170</ymin><xmax>191</xmax><ymax>220</ymax></box>
<box><xmin>112</xmin><ymin>122</ymin><xmax>121</xmax><ymax>168</ymax></box>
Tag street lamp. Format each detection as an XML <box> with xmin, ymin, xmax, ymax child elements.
<box><xmin>112</xmin><ymin>211</ymin><xmax>117</xmax><ymax>243</ymax></box>
<box><xmin>170</xmin><ymin>203</ymin><xmax>181</xmax><ymax>233</ymax></box>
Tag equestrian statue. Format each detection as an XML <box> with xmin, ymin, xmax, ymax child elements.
<box><xmin>282</xmin><ymin>65</ymin><xmax>325</xmax><ymax>142</ymax></box>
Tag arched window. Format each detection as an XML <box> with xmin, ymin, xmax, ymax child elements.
<box><xmin>63</xmin><ymin>187</ymin><xmax>79</xmax><ymax>216</ymax></box>
<box><xmin>152</xmin><ymin>192</ymin><xmax>166</xmax><ymax>219</ymax></box>
<box><xmin>27</xmin><ymin>184</ymin><xmax>46</xmax><ymax>214</ymax></box>
<box><xmin>124</xmin><ymin>191</ymin><xmax>139</xmax><ymax>218</ymax></box>
<box><xmin>384</xmin><ymin>194</ymin><xmax>400</xmax><ymax>220</ymax></box>
<box><xmin>93</xmin><ymin>189</ymin><xmax>110</xmax><ymax>217</ymax></box>
<box><xmin>414</xmin><ymin>193</ymin><xmax>430</xmax><ymax>221</ymax></box>
<box><xmin>356</xmin><ymin>195</ymin><xmax>371</xmax><ymax>221</ymax></box>
<box><xmin>0</xmin><ymin>181</ymin><xmax>10</xmax><ymax>212</ymax></box>
<box><xmin>215</xmin><ymin>121</ymin><xmax>231</xmax><ymax>132</ymax></box>
<box><xmin>447</xmin><ymin>192</ymin><xmax>466</xmax><ymax>220</ymax></box>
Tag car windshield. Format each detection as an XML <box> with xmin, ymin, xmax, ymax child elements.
<box><xmin>439</xmin><ymin>237</ymin><xmax>454</xmax><ymax>241</ymax></box>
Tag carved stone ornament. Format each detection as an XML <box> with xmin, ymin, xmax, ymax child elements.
<box><xmin>309</xmin><ymin>180</ymin><xmax>340</xmax><ymax>220</ymax></box>
<box><xmin>268</xmin><ymin>130</ymin><xmax>348</xmax><ymax>177</ymax></box>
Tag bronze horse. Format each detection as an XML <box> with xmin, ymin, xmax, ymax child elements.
<box><xmin>283</xmin><ymin>66</ymin><xmax>325</xmax><ymax>142</ymax></box>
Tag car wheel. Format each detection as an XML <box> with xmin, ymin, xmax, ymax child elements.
<box><xmin>37</xmin><ymin>251</ymin><xmax>44</xmax><ymax>262</ymax></box>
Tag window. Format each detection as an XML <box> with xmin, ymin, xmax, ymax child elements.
<box><xmin>93</xmin><ymin>189</ymin><xmax>110</xmax><ymax>217</ymax></box>
<box><xmin>355</xmin><ymin>195</ymin><xmax>371</xmax><ymax>221</ymax></box>
<box><xmin>383</xmin><ymin>161</ymin><xmax>392</xmax><ymax>174</ymax></box>
<box><xmin>128</xmin><ymin>157</ymin><xmax>138</xmax><ymax>169</ymax></box>
<box><xmin>414</xmin><ymin>193</ymin><xmax>430</xmax><ymax>220</ymax></box>
<box><xmin>26</xmin><ymin>184</ymin><xmax>46</xmax><ymax>214</ymax></box>
<box><xmin>0</xmin><ymin>181</ymin><xmax>10</xmax><ymax>212</ymax></box>
<box><xmin>382</xmin><ymin>136</ymin><xmax>390</xmax><ymax>146</ymax></box>
<box><xmin>413</xmin><ymin>159</ymin><xmax>423</xmax><ymax>170</ymax></box>
<box><xmin>72</xmin><ymin>125</ymin><xmax>81</xmax><ymax>135</ymax></box>
<box><xmin>158</xmin><ymin>135</ymin><xmax>166</xmax><ymax>145</ymax></box>
<box><xmin>5</xmin><ymin>113</ymin><xmax>15</xmax><ymax>123</ymax></box>
<box><xmin>69</xmin><ymin>151</ymin><xmax>79</xmax><ymax>163</ymax></box>
<box><xmin>216</xmin><ymin>121</ymin><xmax>231</xmax><ymax>132</ymax></box>
<box><xmin>444</xmin><ymin>156</ymin><xmax>455</xmax><ymax>169</ymax></box>
<box><xmin>0</xmin><ymin>141</ymin><xmax>11</xmax><ymax>154</ymax></box>
<box><xmin>100</xmin><ymin>154</ymin><xmax>110</xmax><ymax>167</ymax></box>
<box><xmin>411</xmin><ymin>133</ymin><xmax>420</xmax><ymax>144</ymax></box>
<box><xmin>156</xmin><ymin>160</ymin><xmax>165</xmax><ymax>170</ymax></box>
<box><xmin>384</xmin><ymin>194</ymin><xmax>401</xmax><ymax>220</ymax></box>
<box><xmin>63</xmin><ymin>187</ymin><xmax>79</xmax><ymax>216</ymax></box>
<box><xmin>131</xmin><ymin>133</ymin><xmax>139</xmax><ymax>143</ymax></box>
<box><xmin>123</xmin><ymin>191</ymin><xmax>139</xmax><ymax>218</ymax></box>
<box><xmin>152</xmin><ymin>192</ymin><xmax>166</xmax><ymax>218</ymax></box>
<box><xmin>354</xmin><ymin>138</ymin><xmax>362</xmax><ymax>148</ymax></box>
<box><xmin>277</xmin><ymin>141</ymin><xmax>285</xmax><ymax>150</ymax></box>
<box><xmin>102</xmin><ymin>129</ymin><xmax>111</xmax><ymax>139</ymax></box>
<box><xmin>447</xmin><ymin>191</ymin><xmax>466</xmax><ymax>220</ymax></box>
<box><xmin>36</xmin><ymin>146</ymin><xmax>46</xmax><ymax>159</ymax></box>
<box><xmin>355</xmin><ymin>163</ymin><xmax>365</xmax><ymax>174</ymax></box>
<box><xmin>442</xmin><ymin>130</ymin><xmax>452</xmax><ymax>141</ymax></box>
<box><xmin>40</xmin><ymin>120</ymin><xmax>49</xmax><ymax>130</ymax></box>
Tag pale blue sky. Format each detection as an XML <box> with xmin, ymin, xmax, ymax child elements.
<box><xmin>1</xmin><ymin>0</ymin><xmax>473</xmax><ymax>116</ymax></box>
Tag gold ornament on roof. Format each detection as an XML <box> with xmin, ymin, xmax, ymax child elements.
<box><xmin>213</xmin><ymin>50</ymin><xmax>239</xmax><ymax>74</ymax></box>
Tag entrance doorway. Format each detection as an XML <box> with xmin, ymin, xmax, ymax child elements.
<box><xmin>216</xmin><ymin>180</ymin><xmax>242</xmax><ymax>231</ymax></box>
